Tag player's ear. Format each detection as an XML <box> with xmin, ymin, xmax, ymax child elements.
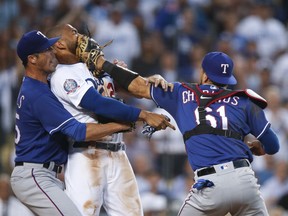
<box><xmin>27</xmin><ymin>55</ymin><xmax>37</xmax><ymax>64</ymax></box>
<box><xmin>200</xmin><ymin>70</ymin><xmax>209</xmax><ymax>84</ymax></box>
<box><xmin>203</xmin><ymin>72</ymin><xmax>209</xmax><ymax>83</ymax></box>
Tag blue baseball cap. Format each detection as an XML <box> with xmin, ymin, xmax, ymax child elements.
<box><xmin>201</xmin><ymin>52</ymin><xmax>237</xmax><ymax>85</ymax></box>
<box><xmin>17</xmin><ymin>30</ymin><xmax>60</xmax><ymax>64</ymax></box>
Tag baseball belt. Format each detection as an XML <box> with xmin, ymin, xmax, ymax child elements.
<box><xmin>73</xmin><ymin>141</ymin><xmax>126</xmax><ymax>152</ymax></box>
<box><xmin>15</xmin><ymin>161</ymin><xmax>62</xmax><ymax>173</ymax></box>
<box><xmin>197</xmin><ymin>159</ymin><xmax>250</xmax><ymax>177</ymax></box>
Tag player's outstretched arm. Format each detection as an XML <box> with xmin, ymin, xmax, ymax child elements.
<box><xmin>127</xmin><ymin>74</ymin><xmax>153</xmax><ymax>99</ymax></box>
<box><xmin>112</xmin><ymin>59</ymin><xmax>173</xmax><ymax>98</ymax></box>
<box><xmin>99</xmin><ymin>58</ymin><xmax>172</xmax><ymax>99</ymax></box>
<box><xmin>55</xmin><ymin>108</ymin><xmax>134</xmax><ymax>142</ymax></box>
<box><xmin>138</xmin><ymin>110</ymin><xmax>175</xmax><ymax>131</ymax></box>
<box><xmin>80</xmin><ymin>87</ymin><xmax>175</xmax><ymax>131</ymax></box>
<box><xmin>74</xmin><ymin>35</ymin><xmax>172</xmax><ymax>98</ymax></box>
<box><xmin>127</xmin><ymin>74</ymin><xmax>174</xmax><ymax>99</ymax></box>
<box><xmin>85</xmin><ymin>122</ymin><xmax>133</xmax><ymax>141</ymax></box>
<box><xmin>144</xmin><ymin>74</ymin><xmax>174</xmax><ymax>92</ymax></box>
<box><xmin>68</xmin><ymin>108</ymin><xmax>174</xmax><ymax>142</ymax></box>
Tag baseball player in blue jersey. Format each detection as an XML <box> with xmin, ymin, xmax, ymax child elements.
<box><xmin>11</xmin><ymin>30</ymin><xmax>172</xmax><ymax>216</ymax></box>
<box><xmin>94</xmin><ymin>51</ymin><xmax>280</xmax><ymax>215</ymax></box>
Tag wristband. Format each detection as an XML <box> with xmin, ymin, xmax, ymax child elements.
<box><xmin>102</xmin><ymin>61</ymin><xmax>139</xmax><ymax>90</ymax></box>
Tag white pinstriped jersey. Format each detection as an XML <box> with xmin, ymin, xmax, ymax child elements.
<box><xmin>50</xmin><ymin>62</ymin><xmax>122</xmax><ymax>143</ymax></box>
<box><xmin>50</xmin><ymin>63</ymin><xmax>142</xmax><ymax>216</ymax></box>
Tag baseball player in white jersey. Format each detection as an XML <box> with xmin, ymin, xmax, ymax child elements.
<box><xmin>50</xmin><ymin>64</ymin><xmax>142</xmax><ymax>216</ymax></box>
<box><xmin>47</xmin><ymin>24</ymin><xmax>174</xmax><ymax>216</ymax></box>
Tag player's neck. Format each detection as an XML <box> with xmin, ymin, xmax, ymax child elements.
<box><xmin>56</xmin><ymin>52</ymin><xmax>78</xmax><ymax>64</ymax></box>
<box><xmin>25</xmin><ymin>68</ymin><xmax>49</xmax><ymax>84</ymax></box>
<box><xmin>201</xmin><ymin>80</ymin><xmax>213</xmax><ymax>85</ymax></box>
<box><xmin>201</xmin><ymin>80</ymin><xmax>227</xmax><ymax>89</ymax></box>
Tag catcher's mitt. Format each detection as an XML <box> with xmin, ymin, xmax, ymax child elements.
<box><xmin>76</xmin><ymin>34</ymin><xmax>112</xmax><ymax>77</ymax></box>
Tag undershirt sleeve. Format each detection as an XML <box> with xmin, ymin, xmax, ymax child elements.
<box><xmin>80</xmin><ymin>87</ymin><xmax>141</xmax><ymax>122</ymax></box>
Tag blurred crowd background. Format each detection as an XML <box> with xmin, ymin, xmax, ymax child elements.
<box><xmin>1</xmin><ymin>0</ymin><xmax>288</xmax><ymax>215</ymax></box>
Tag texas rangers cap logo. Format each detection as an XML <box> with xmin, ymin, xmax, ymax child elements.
<box><xmin>64</xmin><ymin>79</ymin><xmax>79</xmax><ymax>94</ymax></box>
<box><xmin>201</xmin><ymin>52</ymin><xmax>237</xmax><ymax>85</ymax></box>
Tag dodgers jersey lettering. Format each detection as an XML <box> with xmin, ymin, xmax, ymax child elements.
<box><xmin>15</xmin><ymin>77</ymin><xmax>84</xmax><ymax>164</ymax></box>
<box><xmin>50</xmin><ymin>63</ymin><xmax>121</xmax><ymax>143</ymax></box>
<box><xmin>151</xmin><ymin>83</ymin><xmax>271</xmax><ymax>170</ymax></box>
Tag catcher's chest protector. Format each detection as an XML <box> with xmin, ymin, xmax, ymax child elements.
<box><xmin>181</xmin><ymin>83</ymin><xmax>267</xmax><ymax>142</ymax></box>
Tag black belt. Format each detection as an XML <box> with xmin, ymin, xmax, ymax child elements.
<box><xmin>15</xmin><ymin>162</ymin><xmax>62</xmax><ymax>173</ymax></box>
<box><xmin>73</xmin><ymin>141</ymin><xmax>125</xmax><ymax>152</ymax></box>
<box><xmin>197</xmin><ymin>159</ymin><xmax>250</xmax><ymax>177</ymax></box>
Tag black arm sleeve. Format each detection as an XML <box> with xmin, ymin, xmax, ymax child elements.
<box><xmin>102</xmin><ymin>61</ymin><xmax>139</xmax><ymax>90</ymax></box>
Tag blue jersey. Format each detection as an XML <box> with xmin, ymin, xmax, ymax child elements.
<box><xmin>15</xmin><ymin>77</ymin><xmax>86</xmax><ymax>164</ymax></box>
<box><xmin>151</xmin><ymin>83</ymin><xmax>270</xmax><ymax>170</ymax></box>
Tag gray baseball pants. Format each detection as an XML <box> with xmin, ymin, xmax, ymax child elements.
<box><xmin>178</xmin><ymin>161</ymin><xmax>269</xmax><ymax>216</ymax></box>
<box><xmin>10</xmin><ymin>162</ymin><xmax>82</xmax><ymax>216</ymax></box>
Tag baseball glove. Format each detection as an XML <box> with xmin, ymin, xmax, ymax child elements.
<box><xmin>76</xmin><ymin>34</ymin><xmax>112</xmax><ymax>77</ymax></box>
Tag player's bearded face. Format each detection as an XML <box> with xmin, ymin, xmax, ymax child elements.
<box><xmin>66</xmin><ymin>39</ymin><xmax>77</xmax><ymax>54</ymax></box>
<box><xmin>61</xmin><ymin>24</ymin><xmax>78</xmax><ymax>54</ymax></box>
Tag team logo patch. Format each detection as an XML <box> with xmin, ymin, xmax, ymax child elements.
<box><xmin>220</xmin><ymin>164</ymin><xmax>229</xmax><ymax>170</ymax></box>
<box><xmin>63</xmin><ymin>79</ymin><xmax>79</xmax><ymax>94</ymax></box>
